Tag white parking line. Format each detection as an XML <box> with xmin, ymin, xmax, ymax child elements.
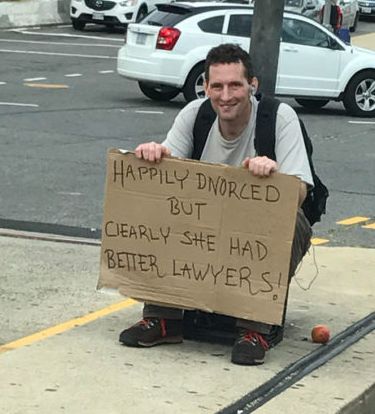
<box><xmin>24</xmin><ymin>77</ymin><xmax>47</xmax><ymax>82</ymax></box>
<box><xmin>0</xmin><ymin>39</ymin><xmax>120</xmax><ymax>48</ymax></box>
<box><xmin>65</xmin><ymin>73</ymin><xmax>82</xmax><ymax>77</ymax></box>
<box><xmin>348</xmin><ymin>120</ymin><xmax>375</xmax><ymax>125</ymax></box>
<box><xmin>57</xmin><ymin>191</ymin><xmax>83</xmax><ymax>196</ymax></box>
<box><xmin>0</xmin><ymin>82</ymin><xmax>6</xmax><ymax>85</ymax></box>
<box><xmin>0</xmin><ymin>49</ymin><xmax>116</xmax><ymax>59</ymax></box>
<box><xmin>0</xmin><ymin>102</ymin><xmax>39</xmax><ymax>107</ymax></box>
<box><xmin>135</xmin><ymin>110</ymin><xmax>164</xmax><ymax>114</ymax></box>
<box><xmin>9</xmin><ymin>29</ymin><xmax>123</xmax><ymax>42</ymax></box>
<box><xmin>99</xmin><ymin>70</ymin><xmax>114</xmax><ymax>74</ymax></box>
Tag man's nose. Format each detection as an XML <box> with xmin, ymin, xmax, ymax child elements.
<box><xmin>220</xmin><ymin>85</ymin><xmax>231</xmax><ymax>100</ymax></box>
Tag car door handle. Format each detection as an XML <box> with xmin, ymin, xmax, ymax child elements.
<box><xmin>283</xmin><ymin>47</ymin><xmax>298</xmax><ymax>53</ymax></box>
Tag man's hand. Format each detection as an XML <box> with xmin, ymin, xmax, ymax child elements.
<box><xmin>135</xmin><ymin>142</ymin><xmax>171</xmax><ymax>163</ymax></box>
<box><xmin>242</xmin><ymin>156</ymin><xmax>278</xmax><ymax>177</ymax></box>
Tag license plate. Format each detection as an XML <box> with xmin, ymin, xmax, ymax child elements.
<box><xmin>92</xmin><ymin>12</ymin><xmax>104</xmax><ymax>20</ymax></box>
<box><xmin>136</xmin><ymin>33</ymin><xmax>147</xmax><ymax>45</ymax></box>
<box><xmin>361</xmin><ymin>7</ymin><xmax>371</xmax><ymax>13</ymax></box>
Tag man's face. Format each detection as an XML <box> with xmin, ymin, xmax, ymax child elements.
<box><xmin>204</xmin><ymin>62</ymin><xmax>252</xmax><ymax>122</ymax></box>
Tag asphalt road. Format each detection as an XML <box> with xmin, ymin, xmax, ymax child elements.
<box><xmin>0</xmin><ymin>22</ymin><xmax>374</xmax><ymax>248</ymax></box>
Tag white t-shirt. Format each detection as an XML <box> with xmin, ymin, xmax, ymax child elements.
<box><xmin>163</xmin><ymin>96</ymin><xmax>313</xmax><ymax>186</ymax></box>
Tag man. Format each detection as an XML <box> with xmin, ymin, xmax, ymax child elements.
<box><xmin>120</xmin><ymin>44</ymin><xmax>312</xmax><ymax>365</ymax></box>
<box><xmin>320</xmin><ymin>0</ymin><xmax>343</xmax><ymax>35</ymax></box>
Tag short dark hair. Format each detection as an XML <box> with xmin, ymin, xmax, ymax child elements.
<box><xmin>204</xmin><ymin>44</ymin><xmax>254</xmax><ymax>81</ymax></box>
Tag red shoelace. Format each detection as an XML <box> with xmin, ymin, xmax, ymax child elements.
<box><xmin>139</xmin><ymin>319</ymin><xmax>167</xmax><ymax>337</ymax></box>
<box><xmin>242</xmin><ymin>331</ymin><xmax>269</xmax><ymax>350</ymax></box>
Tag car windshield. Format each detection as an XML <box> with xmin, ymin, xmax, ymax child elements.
<box><xmin>285</xmin><ymin>0</ymin><xmax>303</xmax><ymax>7</ymax></box>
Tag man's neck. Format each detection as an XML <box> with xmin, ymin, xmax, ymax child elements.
<box><xmin>219</xmin><ymin>101</ymin><xmax>252</xmax><ymax>141</ymax></box>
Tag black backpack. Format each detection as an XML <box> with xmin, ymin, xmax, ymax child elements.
<box><xmin>191</xmin><ymin>96</ymin><xmax>329</xmax><ymax>226</ymax></box>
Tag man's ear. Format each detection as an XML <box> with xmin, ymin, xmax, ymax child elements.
<box><xmin>249</xmin><ymin>77</ymin><xmax>259</xmax><ymax>95</ymax></box>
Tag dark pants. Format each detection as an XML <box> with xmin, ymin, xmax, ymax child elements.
<box><xmin>143</xmin><ymin>209</ymin><xmax>312</xmax><ymax>334</ymax></box>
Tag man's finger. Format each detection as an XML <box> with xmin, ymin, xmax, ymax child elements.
<box><xmin>135</xmin><ymin>144</ymin><xmax>143</xmax><ymax>159</ymax></box>
<box><xmin>155</xmin><ymin>144</ymin><xmax>162</xmax><ymax>162</ymax></box>
<box><xmin>148</xmin><ymin>142</ymin><xmax>156</xmax><ymax>162</ymax></box>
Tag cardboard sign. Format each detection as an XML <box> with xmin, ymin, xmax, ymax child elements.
<box><xmin>98</xmin><ymin>150</ymin><xmax>300</xmax><ymax>325</ymax></box>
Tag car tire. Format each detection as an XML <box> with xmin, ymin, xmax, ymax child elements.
<box><xmin>72</xmin><ymin>19</ymin><xmax>86</xmax><ymax>31</ymax></box>
<box><xmin>295</xmin><ymin>98</ymin><xmax>329</xmax><ymax>109</ymax></box>
<box><xmin>138</xmin><ymin>82</ymin><xmax>180</xmax><ymax>101</ymax></box>
<box><xmin>349</xmin><ymin>12</ymin><xmax>359</xmax><ymax>32</ymax></box>
<box><xmin>343</xmin><ymin>70</ymin><xmax>375</xmax><ymax>117</ymax></box>
<box><xmin>183</xmin><ymin>63</ymin><xmax>206</xmax><ymax>102</ymax></box>
<box><xmin>136</xmin><ymin>6</ymin><xmax>147</xmax><ymax>22</ymax></box>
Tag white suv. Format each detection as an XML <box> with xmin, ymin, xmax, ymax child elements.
<box><xmin>117</xmin><ymin>2</ymin><xmax>375</xmax><ymax>116</ymax></box>
<box><xmin>70</xmin><ymin>0</ymin><xmax>172</xmax><ymax>30</ymax></box>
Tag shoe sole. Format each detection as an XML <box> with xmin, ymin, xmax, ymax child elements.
<box><xmin>231</xmin><ymin>356</ymin><xmax>265</xmax><ymax>366</ymax></box>
<box><xmin>138</xmin><ymin>336</ymin><xmax>183</xmax><ymax>347</ymax></box>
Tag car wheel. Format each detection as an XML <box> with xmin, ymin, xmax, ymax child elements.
<box><xmin>138</xmin><ymin>82</ymin><xmax>180</xmax><ymax>101</ymax></box>
<box><xmin>343</xmin><ymin>70</ymin><xmax>375</xmax><ymax>117</ymax></box>
<box><xmin>72</xmin><ymin>19</ymin><xmax>85</xmax><ymax>31</ymax></box>
<box><xmin>136</xmin><ymin>6</ymin><xmax>147</xmax><ymax>22</ymax></box>
<box><xmin>350</xmin><ymin>12</ymin><xmax>359</xmax><ymax>32</ymax></box>
<box><xmin>183</xmin><ymin>63</ymin><xmax>206</xmax><ymax>102</ymax></box>
<box><xmin>295</xmin><ymin>98</ymin><xmax>329</xmax><ymax>109</ymax></box>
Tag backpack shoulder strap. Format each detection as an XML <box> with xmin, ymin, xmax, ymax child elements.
<box><xmin>192</xmin><ymin>99</ymin><xmax>216</xmax><ymax>160</ymax></box>
<box><xmin>254</xmin><ymin>95</ymin><xmax>281</xmax><ymax>162</ymax></box>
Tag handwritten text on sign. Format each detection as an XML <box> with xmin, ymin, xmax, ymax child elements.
<box><xmin>98</xmin><ymin>150</ymin><xmax>300</xmax><ymax>325</ymax></box>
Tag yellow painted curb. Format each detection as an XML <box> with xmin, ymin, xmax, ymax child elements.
<box><xmin>0</xmin><ymin>298</ymin><xmax>137</xmax><ymax>354</ymax></box>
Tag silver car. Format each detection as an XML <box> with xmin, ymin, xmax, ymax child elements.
<box><xmin>284</xmin><ymin>0</ymin><xmax>323</xmax><ymax>21</ymax></box>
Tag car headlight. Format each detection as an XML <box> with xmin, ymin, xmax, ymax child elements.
<box><xmin>119</xmin><ymin>0</ymin><xmax>138</xmax><ymax>6</ymax></box>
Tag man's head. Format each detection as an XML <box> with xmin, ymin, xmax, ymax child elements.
<box><xmin>204</xmin><ymin>43</ymin><xmax>254</xmax><ymax>82</ymax></box>
<box><xmin>204</xmin><ymin>44</ymin><xmax>258</xmax><ymax>125</ymax></box>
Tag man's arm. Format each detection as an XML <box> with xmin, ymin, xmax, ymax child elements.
<box><xmin>298</xmin><ymin>181</ymin><xmax>307</xmax><ymax>207</ymax></box>
<box><xmin>134</xmin><ymin>100</ymin><xmax>202</xmax><ymax>163</ymax></box>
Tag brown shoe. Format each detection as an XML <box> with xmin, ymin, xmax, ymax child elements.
<box><xmin>119</xmin><ymin>318</ymin><xmax>183</xmax><ymax>347</ymax></box>
<box><xmin>231</xmin><ymin>330</ymin><xmax>269</xmax><ymax>365</ymax></box>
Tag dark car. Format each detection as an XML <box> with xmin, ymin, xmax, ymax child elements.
<box><xmin>358</xmin><ymin>0</ymin><xmax>375</xmax><ymax>17</ymax></box>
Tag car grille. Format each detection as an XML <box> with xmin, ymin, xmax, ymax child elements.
<box><xmin>84</xmin><ymin>0</ymin><xmax>116</xmax><ymax>11</ymax></box>
<box><xmin>80</xmin><ymin>13</ymin><xmax>120</xmax><ymax>23</ymax></box>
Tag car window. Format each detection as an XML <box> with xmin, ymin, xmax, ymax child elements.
<box><xmin>198</xmin><ymin>16</ymin><xmax>224</xmax><ymax>34</ymax></box>
<box><xmin>142</xmin><ymin>10</ymin><xmax>186</xmax><ymax>27</ymax></box>
<box><xmin>282</xmin><ymin>18</ymin><xmax>331</xmax><ymax>48</ymax></box>
<box><xmin>227</xmin><ymin>14</ymin><xmax>252</xmax><ymax>37</ymax></box>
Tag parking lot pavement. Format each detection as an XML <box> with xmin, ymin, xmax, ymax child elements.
<box><xmin>0</xmin><ymin>233</ymin><xmax>374</xmax><ymax>413</ymax></box>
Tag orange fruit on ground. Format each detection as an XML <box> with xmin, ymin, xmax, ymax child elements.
<box><xmin>311</xmin><ymin>324</ymin><xmax>330</xmax><ymax>344</ymax></box>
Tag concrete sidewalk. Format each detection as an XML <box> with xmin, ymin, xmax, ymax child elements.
<box><xmin>351</xmin><ymin>32</ymin><xmax>375</xmax><ymax>51</ymax></box>
<box><xmin>0</xmin><ymin>234</ymin><xmax>374</xmax><ymax>414</ymax></box>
